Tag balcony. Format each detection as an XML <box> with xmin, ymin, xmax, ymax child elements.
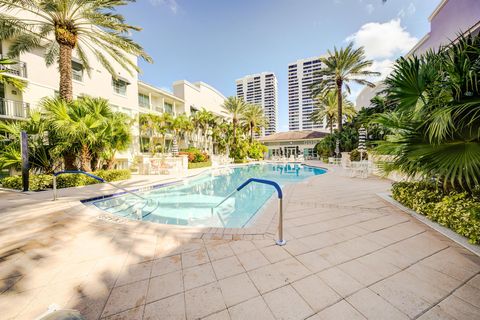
<box><xmin>0</xmin><ymin>55</ymin><xmax>27</xmax><ymax>78</ymax></box>
<box><xmin>0</xmin><ymin>98</ymin><xmax>30</xmax><ymax>119</ymax></box>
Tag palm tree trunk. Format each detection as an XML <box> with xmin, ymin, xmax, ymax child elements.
<box><xmin>250</xmin><ymin>124</ymin><xmax>254</xmax><ymax>143</ymax></box>
<box><xmin>59</xmin><ymin>44</ymin><xmax>73</xmax><ymax>101</ymax></box>
<box><xmin>80</xmin><ymin>144</ymin><xmax>92</xmax><ymax>172</ymax></box>
<box><xmin>336</xmin><ymin>80</ymin><xmax>343</xmax><ymax>132</ymax></box>
<box><xmin>233</xmin><ymin>118</ymin><xmax>237</xmax><ymax>145</ymax></box>
<box><xmin>63</xmin><ymin>152</ymin><xmax>76</xmax><ymax>170</ymax></box>
<box><xmin>330</xmin><ymin>123</ymin><xmax>333</xmax><ymax>134</ymax></box>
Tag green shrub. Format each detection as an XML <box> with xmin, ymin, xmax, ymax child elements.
<box><xmin>0</xmin><ymin>174</ymin><xmax>53</xmax><ymax>191</ymax></box>
<box><xmin>247</xmin><ymin>141</ymin><xmax>268</xmax><ymax>160</ymax></box>
<box><xmin>234</xmin><ymin>159</ymin><xmax>248</xmax><ymax>164</ymax></box>
<box><xmin>392</xmin><ymin>181</ymin><xmax>480</xmax><ymax>244</ymax></box>
<box><xmin>188</xmin><ymin>160</ymin><xmax>212</xmax><ymax>169</ymax></box>
<box><xmin>0</xmin><ymin>169</ymin><xmax>132</xmax><ymax>191</ymax></box>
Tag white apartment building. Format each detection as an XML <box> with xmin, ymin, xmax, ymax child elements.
<box><xmin>288</xmin><ymin>56</ymin><xmax>331</xmax><ymax>132</ymax></box>
<box><xmin>236</xmin><ymin>72</ymin><xmax>278</xmax><ymax>136</ymax></box>
<box><xmin>173</xmin><ymin>80</ymin><xmax>227</xmax><ymax>117</ymax></box>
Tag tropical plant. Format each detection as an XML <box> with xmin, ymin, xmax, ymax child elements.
<box><xmin>310</xmin><ymin>91</ymin><xmax>356</xmax><ymax>133</ymax></box>
<box><xmin>312</xmin><ymin>43</ymin><xmax>379</xmax><ymax>132</ymax></box>
<box><xmin>0</xmin><ymin>58</ymin><xmax>26</xmax><ymax>91</ymax></box>
<box><xmin>196</xmin><ymin>108</ymin><xmax>215</xmax><ymax>152</ymax></box>
<box><xmin>374</xmin><ymin>35</ymin><xmax>480</xmax><ymax>191</ymax></box>
<box><xmin>222</xmin><ymin>97</ymin><xmax>247</xmax><ymax>145</ymax></box>
<box><xmin>101</xmin><ymin>112</ymin><xmax>132</xmax><ymax>169</ymax></box>
<box><xmin>139</xmin><ymin>113</ymin><xmax>161</xmax><ymax>155</ymax></box>
<box><xmin>0</xmin><ymin>0</ymin><xmax>152</xmax><ymax>101</ymax></box>
<box><xmin>241</xmin><ymin>104</ymin><xmax>268</xmax><ymax>143</ymax></box>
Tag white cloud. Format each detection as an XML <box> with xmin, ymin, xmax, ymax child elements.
<box><xmin>371</xmin><ymin>59</ymin><xmax>395</xmax><ymax>79</ymax></box>
<box><xmin>149</xmin><ymin>0</ymin><xmax>179</xmax><ymax>14</ymax></box>
<box><xmin>346</xmin><ymin>19</ymin><xmax>417</xmax><ymax>59</ymax></box>
<box><xmin>366</xmin><ymin>4</ymin><xmax>374</xmax><ymax>14</ymax></box>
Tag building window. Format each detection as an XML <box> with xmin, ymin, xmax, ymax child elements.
<box><xmin>164</xmin><ymin>102</ymin><xmax>173</xmax><ymax>114</ymax></box>
<box><xmin>138</xmin><ymin>93</ymin><xmax>150</xmax><ymax>108</ymax></box>
<box><xmin>72</xmin><ymin>61</ymin><xmax>84</xmax><ymax>82</ymax></box>
<box><xmin>112</xmin><ymin>78</ymin><xmax>128</xmax><ymax>95</ymax></box>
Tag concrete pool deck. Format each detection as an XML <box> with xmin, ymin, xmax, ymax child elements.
<box><xmin>0</xmin><ymin>161</ymin><xmax>479</xmax><ymax>319</ymax></box>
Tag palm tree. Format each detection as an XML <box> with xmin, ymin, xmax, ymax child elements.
<box><xmin>101</xmin><ymin>112</ymin><xmax>132</xmax><ymax>170</ymax></box>
<box><xmin>222</xmin><ymin>97</ymin><xmax>247</xmax><ymax>145</ymax></box>
<box><xmin>196</xmin><ymin>108</ymin><xmax>215</xmax><ymax>151</ymax></box>
<box><xmin>171</xmin><ymin>114</ymin><xmax>191</xmax><ymax>148</ymax></box>
<box><xmin>312</xmin><ymin>43</ymin><xmax>379</xmax><ymax>132</ymax></box>
<box><xmin>310</xmin><ymin>91</ymin><xmax>356</xmax><ymax>134</ymax></box>
<box><xmin>139</xmin><ymin>113</ymin><xmax>161</xmax><ymax>155</ymax></box>
<box><xmin>374</xmin><ymin>35</ymin><xmax>480</xmax><ymax>191</ymax></box>
<box><xmin>0</xmin><ymin>0</ymin><xmax>152</xmax><ymax>101</ymax></box>
<box><xmin>241</xmin><ymin>104</ymin><xmax>268</xmax><ymax>143</ymax></box>
<box><xmin>44</xmin><ymin>96</ymin><xmax>111</xmax><ymax>171</ymax></box>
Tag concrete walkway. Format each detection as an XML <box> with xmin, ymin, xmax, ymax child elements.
<box><xmin>1</xmin><ymin>164</ymin><xmax>479</xmax><ymax>319</ymax></box>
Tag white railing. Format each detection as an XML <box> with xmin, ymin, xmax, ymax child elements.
<box><xmin>0</xmin><ymin>98</ymin><xmax>30</xmax><ymax>119</ymax></box>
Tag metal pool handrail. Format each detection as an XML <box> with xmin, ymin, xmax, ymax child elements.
<box><xmin>52</xmin><ymin>170</ymin><xmax>147</xmax><ymax>202</ymax></box>
<box><xmin>213</xmin><ymin>178</ymin><xmax>286</xmax><ymax>246</ymax></box>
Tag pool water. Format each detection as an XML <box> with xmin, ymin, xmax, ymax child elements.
<box><xmin>88</xmin><ymin>164</ymin><xmax>326</xmax><ymax>228</ymax></box>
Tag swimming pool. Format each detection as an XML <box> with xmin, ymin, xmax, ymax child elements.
<box><xmin>87</xmin><ymin>164</ymin><xmax>326</xmax><ymax>228</ymax></box>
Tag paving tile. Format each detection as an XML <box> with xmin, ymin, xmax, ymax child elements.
<box><xmin>146</xmin><ymin>271</ymin><xmax>183</xmax><ymax>303</ymax></box>
<box><xmin>314</xmin><ymin>245</ymin><xmax>352</xmax><ymax>266</ymax></box>
<box><xmin>467</xmin><ymin>274</ymin><xmax>480</xmax><ymax>289</ymax></box>
<box><xmin>228</xmin><ymin>296</ymin><xmax>275</xmax><ymax>320</ymax></box>
<box><xmin>316</xmin><ymin>267</ymin><xmax>364</xmax><ymax>297</ymax></box>
<box><xmin>420</xmin><ymin>247</ymin><xmax>480</xmax><ymax>282</ymax></box>
<box><xmin>370</xmin><ymin>271</ymin><xmax>440</xmax><ymax>318</ymax></box>
<box><xmin>229</xmin><ymin>241</ymin><xmax>256</xmax><ymax>255</ymax></box>
<box><xmin>182</xmin><ymin>248</ymin><xmax>210</xmax><ymax>269</ymax></box>
<box><xmin>185</xmin><ymin>283</ymin><xmax>226</xmax><ymax>320</ymax></box>
<box><xmin>260</xmin><ymin>245</ymin><xmax>292</xmax><ymax>263</ymax></box>
<box><xmin>218</xmin><ymin>273</ymin><xmax>259</xmax><ymax>307</ymax></box>
<box><xmin>453</xmin><ymin>284</ymin><xmax>480</xmax><ymax>308</ymax></box>
<box><xmin>206</xmin><ymin>242</ymin><xmax>235</xmax><ymax>261</ymax></box>
<box><xmin>115</xmin><ymin>261</ymin><xmax>152</xmax><ymax>287</ymax></box>
<box><xmin>438</xmin><ymin>295</ymin><xmax>480</xmax><ymax>320</ymax></box>
<box><xmin>151</xmin><ymin>254</ymin><xmax>182</xmax><ymax>277</ymax></box>
<box><xmin>143</xmin><ymin>293</ymin><xmax>185</xmax><ymax>320</ymax></box>
<box><xmin>183</xmin><ymin>263</ymin><xmax>216</xmax><ymax>290</ymax></box>
<box><xmin>417</xmin><ymin>305</ymin><xmax>457</xmax><ymax>320</ymax></box>
<box><xmin>347</xmin><ymin>288</ymin><xmax>409</xmax><ymax>320</ymax></box>
<box><xmin>248</xmin><ymin>258</ymin><xmax>311</xmax><ymax>294</ymax></box>
<box><xmin>338</xmin><ymin>256</ymin><xmax>399</xmax><ymax>286</ymax></box>
<box><xmin>312</xmin><ymin>300</ymin><xmax>366</xmax><ymax>320</ymax></box>
<box><xmin>263</xmin><ymin>285</ymin><xmax>314</xmax><ymax>320</ymax></box>
<box><xmin>236</xmin><ymin>249</ymin><xmax>270</xmax><ymax>271</ymax></box>
<box><xmin>296</xmin><ymin>251</ymin><xmax>332</xmax><ymax>273</ymax></box>
<box><xmin>211</xmin><ymin>256</ymin><xmax>245</xmax><ymax>280</ymax></box>
<box><xmin>104</xmin><ymin>305</ymin><xmax>144</xmax><ymax>320</ymax></box>
<box><xmin>291</xmin><ymin>275</ymin><xmax>341</xmax><ymax>312</ymax></box>
<box><xmin>202</xmin><ymin>309</ymin><xmax>231</xmax><ymax>320</ymax></box>
<box><xmin>102</xmin><ymin>279</ymin><xmax>149</xmax><ymax>317</ymax></box>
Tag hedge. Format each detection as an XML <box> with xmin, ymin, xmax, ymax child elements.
<box><xmin>188</xmin><ymin>161</ymin><xmax>212</xmax><ymax>169</ymax></box>
<box><xmin>0</xmin><ymin>169</ymin><xmax>131</xmax><ymax>191</ymax></box>
<box><xmin>392</xmin><ymin>182</ymin><xmax>480</xmax><ymax>244</ymax></box>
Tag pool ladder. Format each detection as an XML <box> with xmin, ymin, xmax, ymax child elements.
<box><xmin>211</xmin><ymin>178</ymin><xmax>286</xmax><ymax>246</ymax></box>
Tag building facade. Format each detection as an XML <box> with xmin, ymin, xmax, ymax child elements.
<box><xmin>288</xmin><ymin>57</ymin><xmax>330</xmax><ymax>132</ymax></box>
<box><xmin>259</xmin><ymin>130</ymin><xmax>326</xmax><ymax>160</ymax></box>
<box><xmin>235</xmin><ymin>72</ymin><xmax>278</xmax><ymax>136</ymax></box>
<box><xmin>173</xmin><ymin>80</ymin><xmax>227</xmax><ymax>117</ymax></box>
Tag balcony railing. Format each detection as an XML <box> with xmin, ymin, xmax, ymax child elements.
<box><xmin>0</xmin><ymin>98</ymin><xmax>30</xmax><ymax>119</ymax></box>
<box><xmin>0</xmin><ymin>55</ymin><xmax>27</xmax><ymax>78</ymax></box>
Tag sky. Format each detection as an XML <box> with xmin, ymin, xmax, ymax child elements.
<box><xmin>120</xmin><ymin>0</ymin><xmax>440</xmax><ymax>132</ymax></box>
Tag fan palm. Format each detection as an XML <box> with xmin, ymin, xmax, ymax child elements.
<box><xmin>0</xmin><ymin>0</ymin><xmax>152</xmax><ymax>101</ymax></box>
<box><xmin>310</xmin><ymin>91</ymin><xmax>356</xmax><ymax>134</ymax></box>
<box><xmin>312</xmin><ymin>43</ymin><xmax>379</xmax><ymax>131</ymax></box>
<box><xmin>100</xmin><ymin>111</ymin><xmax>132</xmax><ymax>170</ymax></box>
<box><xmin>171</xmin><ymin>114</ymin><xmax>191</xmax><ymax>148</ymax></box>
<box><xmin>44</xmin><ymin>96</ymin><xmax>111</xmax><ymax>171</ymax></box>
<box><xmin>222</xmin><ymin>97</ymin><xmax>247</xmax><ymax>145</ymax></box>
<box><xmin>139</xmin><ymin>113</ymin><xmax>161</xmax><ymax>155</ymax></box>
<box><xmin>374</xmin><ymin>35</ymin><xmax>480</xmax><ymax>191</ymax></box>
<box><xmin>241</xmin><ymin>104</ymin><xmax>268</xmax><ymax>143</ymax></box>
